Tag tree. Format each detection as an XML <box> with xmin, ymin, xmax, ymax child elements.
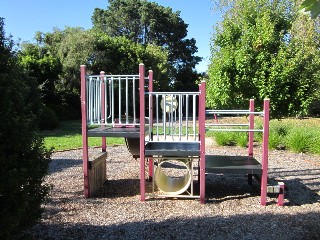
<box><xmin>19</xmin><ymin>27</ymin><xmax>170</xmax><ymax>119</ymax></box>
<box><xmin>92</xmin><ymin>0</ymin><xmax>202</xmax><ymax>90</ymax></box>
<box><xmin>19</xmin><ymin>39</ymin><xmax>62</xmax><ymax>107</ymax></box>
<box><xmin>208</xmin><ymin>0</ymin><xmax>320</xmax><ymax>118</ymax></box>
<box><xmin>0</xmin><ymin>18</ymin><xmax>50</xmax><ymax>239</ymax></box>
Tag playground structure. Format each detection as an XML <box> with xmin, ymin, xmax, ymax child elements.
<box><xmin>80</xmin><ymin>63</ymin><xmax>285</xmax><ymax>206</ymax></box>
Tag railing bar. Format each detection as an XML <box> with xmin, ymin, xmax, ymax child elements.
<box><xmin>133</xmin><ymin>77</ymin><xmax>136</xmax><ymax>123</ymax></box>
<box><xmin>126</xmin><ymin>77</ymin><xmax>129</xmax><ymax>124</ymax></box>
<box><xmin>186</xmin><ymin>95</ymin><xmax>189</xmax><ymax>140</ymax></box>
<box><xmin>179</xmin><ymin>94</ymin><xmax>182</xmax><ymax>141</ymax></box>
<box><xmin>118</xmin><ymin>77</ymin><xmax>121</xmax><ymax>124</ymax></box>
<box><xmin>111</xmin><ymin>77</ymin><xmax>114</xmax><ymax>124</ymax></box>
<box><xmin>206</xmin><ymin>129</ymin><xmax>263</xmax><ymax>132</ymax></box>
<box><xmin>207</xmin><ymin>111</ymin><xmax>263</xmax><ymax>115</ymax></box>
<box><xmin>91</xmin><ymin>74</ymin><xmax>139</xmax><ymax>78</ymax></box>
<box><xmin>193</xmin><ymin>95</ymin><xmax>196</xmax><ymax>140</ymax></box>
<box><xmin>206</xmin><ymin>123</ymin><xmax>250</xmax><ymax>126</ymax></box>
<box><xmin>163</xmin><ymin>95</ymin><xmax>166</xmax><ymax>140</ymax></box>
<box><xmin>171</xmin><ymin>94</ymin><xmax>174</xmax><ymax>140</ymax></box>
<box><xmin>156</xmin><ymin>94</ymin><xmax>159</xmax><ymax>141</ymax></box>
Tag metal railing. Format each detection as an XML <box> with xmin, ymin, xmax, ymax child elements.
<box><xmin>205</xmin><ymin>109</ymin><xmax>264</xmax><ymax>132</ymax></box>
<box><xmin>146</xmin><ymin>92</ymin><xmax>200</xmax><ymax>142</ymax></box>
<box><xmin>86</xmin><ymin>74</ymin><xmax>142</xmax><ymax>126</ymax></box>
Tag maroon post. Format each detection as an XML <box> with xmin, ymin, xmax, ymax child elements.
<box><xmin>199</xmin><ymin>81</ymin><xmax>206</xmax><ymax>204</ymax></box>
<box><xmin>260</xmin><ymin>99</ymin><xmax>270</xmax><ymax>206</ymax></box>
<box><xmin>248</xmin><ymin>99</ymin><xmax>254</xmax><ymax>157</ymax></box>
<box><xmin>277</xmin><ymin>182</ymin><xmax>285</xmax><ymax>206</ymax></box>
<box><xmin>148</xmin><ymin>70</ymin><xmax>154</xmax><ymax>180</ymax></box>
<box><xmin>80</xmin><ymin>65</ymin><xmax>90</xmax><ymax>198</ymax></box>
<box><xmin>139</xmin><ymin>63</ymin><xmax>146</xmax><ymax>201</ymax></box>
<box><xmin>100</xmin><ymin>71</ymin><xmax>106</xmax><ymax>152</ymax></box>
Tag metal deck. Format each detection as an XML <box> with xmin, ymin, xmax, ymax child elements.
<box><xmin>88</xmin><ymin>126</ymin><xmax>148</xmax><ymax>138</ymax></box>
<box><xmin>145</xmin><ymin>142</ymin><xmax>200</xmax><ymax>157</ymax></box>
<box><xmin>205</xmin><ymin>155</ymin><xmax>262</xmax><ymax>174</ymax></box>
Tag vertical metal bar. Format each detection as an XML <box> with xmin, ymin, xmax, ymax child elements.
<box><xmin>126</xmin><ymin>77</ymin><xmax>129</xmax><ymax>124</ymax></box>
<box><xmin>86</xmin><ymin>77</ymin><xmax>89</xmax><ymax>123</ymax></box>
<box><xmin>149</xmin><ymin>70</ymin><xmax>154</xmax><ymax>139</ymax></box>
<box><xmin>95</xmin><ymin>79</ymin><xmax>99</xmax><ymax>123</ymax></box>
<box><xmin>193</xmin><ymin>95</ymin><xmax>196</xmax><ymax>140</ymax></box>
<box><xmin>100</xmin><ymin>71</ymin><xmax>106</xmax><ymax>152</ymax></box>
<box><xmin>186</xmin><ymin>95</ymin><xmax>189</xmax><ymax>139</ymax></box>
<box><xmin>260</xmin><ymin>98</ymin><xmax>270</xmax><ymax>206</ymax></box>
<box><xmin>139</xmin><ymin>63</ymin><xmax>146</xmax><ymax>201</ymax></box>
<box><xmin>171</xmin><ymin>94</ymin><xmax>174</xmax><ymax>140</ymax></box>
<box><xmin>105</xmin><ymin>77</ymin><xmax>108</xmax><ymax>124</ymax></box>
<box><xmin>98</xmin><ymin>80</ymin><xmax>101</xmax><ymax>123</ymax></box>
<box><xmin>179</xmin><ymin>94</ymin><xmax>182</xmax><ymax>141</ymax></box>
<box><xmin>111</xmin><ymin>77</ymin><xmax>114</xmax><ymax>124</ymax></box>
<box><xmin>199</xmin><ymin>81</ymin><xmax>206</xmax><ymax>204</ymax></box>
<box><xmin>133</xmin><ymin>77</ymin><xmax>136</xmax><ymax>123</ymax></box>
<box><xmin>163</xmin><ymin>95</ymin><xmax>166</xmax><ymax>140</ymax></box>
<box><xmin>118</xmin><ymin>77</ymin><xmax>121</xmax><ymax>124</ymax></box>
<box><xmin>80</xmin><ymin>65</ymin><xmax>90</xmax><ymax>198</ymax></box>
<box><xmin>88</xmin><ymin>77</ymin><xmax>92</xmax><ymax>124</ymax></box>
<box><xmin>156</xmin><ymin>94</ymin><xmax>159</xmax><ymax>141</ymax></box>
<box><xmin>248</xmin><ymin>99</ymin><xmax>254</xmax><ymax>157</ymax></box>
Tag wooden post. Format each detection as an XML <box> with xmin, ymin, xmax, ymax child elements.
<box><xmin>199</xmin><ymin>81</ymin><xmax>206</xmax><ymax>204</ymax></box>
<box><xmin>80</xmin><ymin>65</ymin><xmax>90</xmax><ymax>198</ymax></box>
<box><xmin>260</xmin><ymin>99</ymin><xmax>270</xmax><ymax>206</ymax></box>
<box><xmin>248</xmin><ymin>99</ymin><xmax>254</xmax><ymax>157</ymax></box>
<box><xmin>139</xmin><ymin>63</ymin><xmax>146</xmax><ymax>201</ymax></box>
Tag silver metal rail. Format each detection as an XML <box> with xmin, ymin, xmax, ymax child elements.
<box><xmin>86</xmin><ymin>75</ymin><xmax>140</xmax><ymax>126</ymax></box>
<box><xmin>146</xmin><ymin>92</ymin><xmax>200</xmax><ymax>142</ymax></box>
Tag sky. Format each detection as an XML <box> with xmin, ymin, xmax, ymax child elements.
<box><xmin>0</xmin><ymin>0</ymin><xmax>220</xmax><ymax>72</ymax></box>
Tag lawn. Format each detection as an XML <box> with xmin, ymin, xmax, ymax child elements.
<box><xmin>41</xmin><ymin>121</ymin><xmax>125</xmax><ymax>151</ymax></box>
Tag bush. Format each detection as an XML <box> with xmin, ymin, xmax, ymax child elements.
<box><xmin>268</xmin><ymin>124</ymin><xmax>289</xmax><ymax>150</ymax></box>
<box><xmin>39</xmin><ymin>105</ymin><xmax>60</xmax><ymax>130</ymax></box>
<box><xmin>285</xmin><ymin>128</ymin><xmax>314</xmax><ymax>153</ymax></box>
<box><xmin>213</xmin><ymin>132</ymin><xmax>235</xmax><ymax>146</ymax></box>
<box><xmin>234</xmin><ymin>132</ymin><xmax>248</xmax><ymax>148</ymax></box>
<box><xmin>0</xmin><ymin>19</ymin><xmax>50</xmax><ymax>239</ymax></box>
<box><xmin>310</xmin><ymin>138</ymin><xmax>320</xmax><ymax>154</ymax></box>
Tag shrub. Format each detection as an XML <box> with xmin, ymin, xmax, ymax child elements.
<box><xmin>234</xmin><ymin>132</ymin><xmax>248</xmax><ymax>148</ymax></box>
<box><xmin>268</xmin><ymin>124</ymin><xmax>289</xmax><ymax>150</ymax></box>
<box><xmin>0</xmin><ymin>18</ymin><xmax>50</xmax><ymax>239</ymax></box>
<box><xmin>213</xmin><ymin>132</ymin><xmax>236</xmax><ymax>146</ymax></box>
<box><xmin>285</xmin><ymin>128</ymin><xmax>314</xmax><ymax>153</ymax></box>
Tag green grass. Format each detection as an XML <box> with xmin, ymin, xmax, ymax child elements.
<box><xmin>41</xmin><ymin>121</ymin><xmax>125</xmax><ymax>151</ymax></box>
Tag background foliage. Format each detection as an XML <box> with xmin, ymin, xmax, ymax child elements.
<box><xmin>208</xmin><ymin>0</ymin><xmax>320</xmax><ymax>118</ymax></box>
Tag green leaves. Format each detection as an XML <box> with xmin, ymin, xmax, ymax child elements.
<box><xmin>300</xmin><ymin>0</ymin><xmax>320</xmax><ymax>19</ymax></box>
<box><xmin>208</xmin><ymin>0</ymin><xmax>320</xmax><ymax>118</ymax></box>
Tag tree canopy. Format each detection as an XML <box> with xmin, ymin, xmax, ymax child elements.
<box><xmin>92</xmin><ymin>0</ymin><xmax>202</xmax><ymax>90</ymax></box>
<box><xmin>208</xmin><ymin>0</ymin><xmax>320</xmax><ymax>118</ymax></box>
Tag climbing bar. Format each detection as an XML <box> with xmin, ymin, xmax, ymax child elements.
<box><xmin>206</xmin><ymin>129</ymin><xmax>263</xmax><ymax>132</ymax></box>
<box><xmin>206</xmin><ymin>123</ymin><xmax>249</xmax><ymax>127</ymax></box>
<box><xmin>206</xmin><ymin>110</ymin><xmax>264</xmax><ymax>115</ymax></box>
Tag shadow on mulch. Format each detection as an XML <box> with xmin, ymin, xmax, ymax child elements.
<box><xmin>19</xmin><ymin>212</ymin><xmax>320</xmax><ymax>240</ymax></box>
